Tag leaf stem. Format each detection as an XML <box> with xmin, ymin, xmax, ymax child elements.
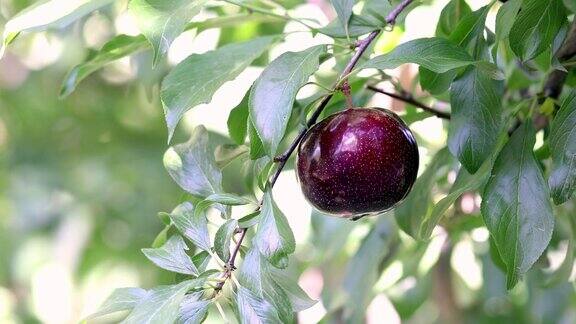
<box><xmin>366</xmin><ymin>85</ymin><xmax>451</xmax><ymax>119</ymax></box>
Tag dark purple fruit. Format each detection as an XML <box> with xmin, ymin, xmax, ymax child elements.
<box><xmin>296</xmin><ymin>108</ymin><xmax>419</xmax><ymax>218</ymax></box>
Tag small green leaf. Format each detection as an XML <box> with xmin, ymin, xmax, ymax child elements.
<box><xmin>236</xmin><ymin>286</ymin><xmax>281</xmax><ymax>324</ymax></box>
<box><xmin>60</xmin><ymin>35</ymin><xmax>148</xmax><ymax>97</ymax></box>
<box><xmin>319</xmin><ymin>0</ymin><xmax>390</xmax><ymax>38</ymax></box>
<box><xmin>509</xmin><ymin>0</ymin><xmax>567</xmax><ymax>61</ymax></box>
<box><xmin>215</xmin><ymin>144</ymin><xmax>249</xmax><ymax>169</ymax></box>
<box><xmin>435</xmin><ymin>0</ymin><xmax>472</xmax><ymax>38</ymax></box>
<box><xmin>482</xmin><ymin>123</ymin><xmax>554</xmax><ymax>289</ymax></box>
<box><xmin>420</xmin><ymin>6</ymin><xmax>489</xmax><ymax>95</ymax></box>
<box><xmin>419</xmin><ymin>68</ymin><xmax>455</xmax><ymax>95</ymax></box>
<box><xmin>123</xmin><ymin>280</ymin><xmax>204</xmax><ymax>324</ymax></box>
<box><xmin>142</xmin><ymin>235</ymin><xmax>198</xmax><ymax>275</ymax></box>
<box><xmin>178</xmin><ymin>294</ymin><xmax>211</xmax><ymax>324</ymax></box>
<box><xmin>250</xmin><ymin>45</ymin><xmax>326</xmax><ymax>156</ymax></box>
<box><xmin>238</xmin><ymin>211</ymin><xmax>261</xmax><ymax>228</ymax></box>
<box><xmin>448</xmin><ymin>66</ymin><xmax>504</xmax><ymax>173</ymax></box>
<box><xmin>164</xmin><ymin>126</ymin><xmax>222</xmax><ymax>197</ymax></box>
<box><xmin>248</xmin><ymin>118</ymin><xmax>266</xmax><ymax>160</ymax></box>
<box><xmin>161</xmin><ymin>37</ymin><xmax>275</xmax><ymax>141</ymax></box>
<box><xmin>330</xmin><ymin>0</ymin><xmax>355</xmax><ymax>36</ymax></box>
<box><xmin>237</xmin><ymin>248</ymin><xmax>267</xmax><ymax>296</ymax></box>
<box><xmin>395</xmin><ymin>148</ymin><xmax>454</xmax><ymax>238</ymax></box>
<box><xmin>269</xmin><ymin>269</ymin><xmax>316</xmax><ymax>312</ymax></box>
<box><xmin>169</xmin><ymin>202</ymin><xmax>211</xmax><ymax>251</ymax></box>
<box><xmin>129</xmin><ymin>0</ymin><xmax>207</xmax><ymax>65</ymax></box>
<box><xmin>214</xmin><ymin>219</ymin><xmax>238</xmax><ymax>261</ymax></box>
<box><xmin>549</xmin><ymin>91</ymin><xmax>576</xmax><ymax>204</ymax></box>
<box><xmin>495</xmin><ymin>0</ymin><xmax>522</xmax><ymax>42</ymax></box>
<box><xmin>1</xmin><ymin>0</ymin><xmax>114</xmax><ymax>55</ymax></box>
<box><xmin>420</xmin><ymin>168</ymin><xmax>482</xmax><ymax>238</ymax></box>
<box><xmin>362</xmin><ymin>37</ymin><xmax>500</xmax><ymax>76</ymax></box>
<box><xmin>86</xmin><ymin>288</ymin><xmax>148</xmax><ymax>320</ymax></box>
<box><xmin>191</xmin><ymin>251</ymin><xmax>211</xmax><ymax>273</ymax></box>
<box><xmin>254</xmin><ymin>191</ymin><xmax>296</xmax><ymax>268</ymax></box>
<box><xmin>228</xmin><ymin>90</ymin><xmax>250</xmax><ymax>145</ymax></box>
<box><xmin>204</xmin><ymin>193</ymin><xmax>255</xmax><ymax>206</ymax></box>
<box><xmin>447</xmin><ymin>6</ymin><xmax>489</xmax><ymax>49</ymax></box>
<box><xmin>151</xmin><ymin>224</ymin><xmax>170</xmax><ymax>248</ymax></box>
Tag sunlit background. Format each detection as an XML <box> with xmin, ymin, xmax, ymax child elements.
<box><xmin>1</xmin><ymin>0</ymin><xmax>575</xmax><ymax>323</ymax></box>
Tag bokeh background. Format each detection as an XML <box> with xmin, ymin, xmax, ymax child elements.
<box><xmin>1</xmin><ymin>0</ymin><xmax>575</xmax><ymax>323</ymax></box>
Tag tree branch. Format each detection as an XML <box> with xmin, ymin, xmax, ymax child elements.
<box><xmin>367</xmin><ymin>85</ymin><xmax>451</xmax><ymax>119</ymax></box>
<box><xmin>211</xmin><ymin>0</ymin><xmax>416</xmax><ymax>297</ymax></box>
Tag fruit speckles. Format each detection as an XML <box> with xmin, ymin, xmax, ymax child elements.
<box><xmin>296</xmin><ymin>108</ymin><xmax>419</xmax><ymax>218</ymax></box>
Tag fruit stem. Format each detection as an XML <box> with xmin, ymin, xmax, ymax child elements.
<box><xmin>366</xmin><ymin>85</ymin><xmax>451</xmax><ymax>120</ymax></box>
<box><xmin>341</xmin><ymin>81</ymin><xmax>354</xmax><ymax>109</ymax></box>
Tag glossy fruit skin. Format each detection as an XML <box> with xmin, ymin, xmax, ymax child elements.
<box><xmin>296</xmin><ymin>108</ymin><xmax>419</xmax><ymax>218</ymax></box>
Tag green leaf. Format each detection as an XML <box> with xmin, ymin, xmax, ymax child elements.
<box><xmin>419</xmin><ymin>134</ymin><xmax>506</xmax><ymax>239</ymax></box>
<box><xmin>482</xmin><ymin>123</ymin><xmax>554</xmax><ymax>289</ymax></box>
<box><xmin>254</xmin><ymin>190</ymin><xmax>296</xmax><ymax>268</ymax></box>
<box><xmin>228</xmin><ymin>90</ymin><xmax>250</xmax><ymax>145</ymax></box>
<box><xmin>169</xmin><ymin>202</ymin><xmax>211</xmax><ymax>251</ymax></box>
<box><xmin>492</xmin><ymin>0</ymin><xmax>522</xmax><ymax>61</ymax></box>
<box><xmin>549</xmin><ymin>91</ymin><xmax>576</xmax><ymax>204</ymax></box>
<box><xmin>193</xmin><ymin>193</ymin><xmax>252</xmax><ymax>222</ymax></box>
<box><xmin>248</xmin><ymin>118</ymin><xmax>266</xmax><ymax>160</ymax></box>
<box><xmin>250</xmin><ymin>45</ymin><xmax>326</xmax><ymax>156</ymax></box>
<box><xmin>395</xmin><ymin>148</ymin><xmax>454</xmax><ymax>238</ymax></box>
<box><xmin>178</xmin><ymin>294</ymin><xmax>210</xmax><ymax>324</ymax></box>
<box><xmin>122</xmin><ymin>280</ymin><xmax>204</xmax><ymax>324</ymax></box>
<box><xmin>214</xmin><ymin>219</ymin><xmax>238</xmax><ymax>261</ymax></box>
<box><xmin>236</xmin><ymin>286</ymin><xmax>281</xmax><ymax>324</ymax></box>
<box><xmin>420</xmin><ymin>6</ymin><xmax>488</xmax><ymax>95</ymax></box>
<box><xmin>495</xmin><ymin>0</ymin><xmax>522</xmax><ymax>42</ymax></box>
<box><xmin>419</xmin><ymin>68</ymin><xmax>455</xmax><ymax>95</ymax></box>
<box><xmin>319</xmin><ymin>0</ymin><xmax>390</xmax><ymax>38</ymax></box>
<box><xmin>362</xmin><ymin>37</ymin><xmax>500</xmax><ymax>76</ymax></box>
<box><xmin>343</xmin><ymin>217</ymin><xmax>396</xmax><ymax>322</ymax></box>
<box><xmin>164</xmin><ymin>126</ymin><xmax>222</xmax><ymax>197</ymax></box>
<box><xmin>447</xmin><ymin>6</ymin><xmax>489</xmax><ymax>49</ymax></box>
<box><xmin>86</xmin><ymin>288</ymin><xmax>149</xmax><ymax>320</ymax></box>
<box><xmin>237</xmin><ymin>248</ymin><xmax>268</xmax><ymax>296</ymax></box>
<box><xmin>161</xmin><ymin>37</ymin><xmax>275</xmax><ymax>141</ymax></box>
<box><xmin>142</xmin><ymin>235</ymin><xmax>198</xmax><ymax>275</ymax></box>
<box><xmin>60</xmin><ymin>35</ymin><xmax>148</xmax><ymax>97</ymax></box>
<box><xmin>448</xmin><ymin>66</ymin><xmax>503</xmax><ymax>173</ymax></box>
<box><xmin>509</xmin><ymin>0</ymin><xmax>567</xmax><ymax>61</ymax></box>
<box><xmin>215</xmin><ymin>144</ymin><xmax>248</xmax><ymax>168</ymax></box>
<box><xmin>238</xmin><ymin>210</ymin><xmax>261</xmax><ymax>228</ymax></box>
<box><xmin>204</xmin><ymin>193</ymin><xmax>254</xmax><ymax>206</ymax></box>
<box><xmin>191</xmin><ymin>251</ymin><xmax>211</xmax><ymax>273</ymax></box>
<box><xmin>152</xmin><ymin>224</ymin><xmax>170</xmax><ymax>248</ymax></box>
<box><xmin>1</xmin><ymin>0</ymin><xmax>114</xmax><ymax>56</ymax></box>
<box><xmin>330</xmin><ymin>0</ymin><xmax>355</xmax><ymax>36</ymax></box>
<box><xmin>269</xmin><ymin>269</ymin><xmax>316</xmax><ymax>312</ymax></box>
<box><xmin>435</xmin><ymin>0</ymin><xmax>472</xmax><ymax>38</ymax></box>
<box><xmin>128</xmin><ymin>0</ymin><xmax>207</xmax><ymax>65</ymax></box>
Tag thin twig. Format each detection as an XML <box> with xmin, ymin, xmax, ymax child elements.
<box><xmin>367</xmin><ymin>85</ymin><xmax>451</xmax><ymax>119</ymax></box>
<box><xmin>212</xmin><ymin>0</ymin><xmax>416</xmax><ymax>297</ymax></box>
